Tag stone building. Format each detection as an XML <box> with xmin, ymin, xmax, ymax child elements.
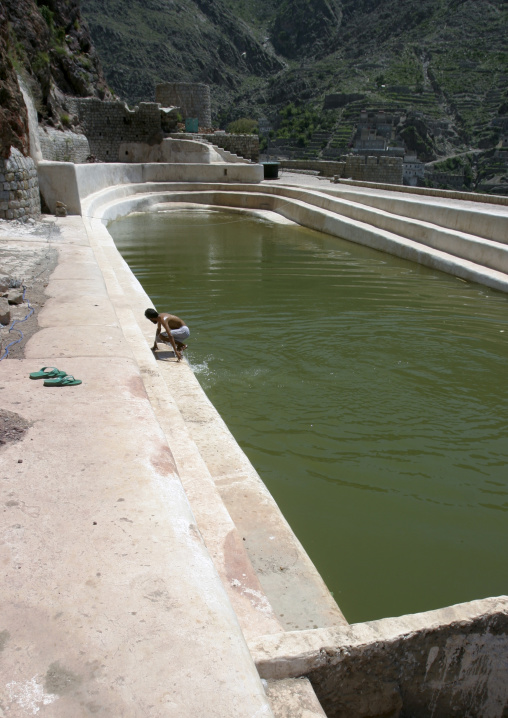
<box><xmin>424</xmin><ymin>169</ymin><xmax>465</xmax><ymax>190</ymax></box>
<box><xmin>403</xmin><ymin>155</ymin><xmax>425</xmax><ymax>186</ymax></box>
<box><xmin>155</xmin><ymin>83</ymin><xmax>212</xmax><ymax>129</ymax></box>
<box><xmin>343</xmin><ymin>155</ymin><xmax>403</xmax><ymax>184</ymax></box>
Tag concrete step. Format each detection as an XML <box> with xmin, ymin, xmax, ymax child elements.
<box><xmin>317</xmin><ymin>185</ymin><xmax>508</xmax><ymax>246</ymax></box>
<box><xmin>88</xmin><ymin>216</ymin><xmax>284</xmax><ymax>642</ymax></box>
<box><xmin>266</xmin><ymin>678</ymin><xmax>327</xmax><ymax>717</ymax></box>
<box><xmin>209</xmin><ymin>143</ymin><xmax>251</xmax><ymax>164</ymax></box>
<box><xmin>264</xmin><ymin>184</ymin><xmax>508</xmax><ymax>275</ymax></box>
<box><xmin>1</xmin><ymin>215</ymin><xmax>275</xmax><ymax>718</ymax></box>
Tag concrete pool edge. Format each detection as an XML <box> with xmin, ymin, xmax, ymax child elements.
<box><xmin>89</xmin><ymin>191</ymin><xmax>508</xmax><ymax>712</ymax></box>
<box><xmin>250</xmin><ymin>595</ymin><xmax>508</xmax><ymax>716</ymax></box>
<box><xmin>84</xmin><ymin>208</ymin><xmax>349</xmax><ymax>636</ymax></box>
<box><xmin>90</xmin><ymin>189</ymin><xmax>508</xmax><ymax>714</ymax></box>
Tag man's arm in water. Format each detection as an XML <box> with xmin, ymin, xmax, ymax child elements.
<box><xmin>152</xmin><ymin>319</ymin><xmax>159</xmax><ymax>351</ymax></box>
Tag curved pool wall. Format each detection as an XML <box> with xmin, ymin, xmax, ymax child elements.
<box><xmin>42</xmin><ymin>158</ymin><xmax>508</xmax><ymax>294</ymax></box>
<box><xmin>42</xmin><ymin>165</ymin><xmax>508</xmax><ymax>715</ymax></box>
<box><xmin>38</xmin><ymin>160</ymin><xmax>265</xmax><ymax>214</ymax></box>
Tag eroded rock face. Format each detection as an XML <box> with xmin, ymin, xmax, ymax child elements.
<box><xmin>0</xmin><ymin>0</ymin><xmax>112</xmax><ymax>159</ymax></box>
<box><xmin>0</xmin><ymin>4</ymin><xmax>29</xmax><ymax>159</ymax></box>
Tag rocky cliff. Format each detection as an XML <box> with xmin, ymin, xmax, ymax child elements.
<box><xmin>0</xmin><ymin>4</ymin><xmax>29</xmax><ymax>158</ymax></box>
<box><xmin>271</xmin><ymin>0</ymin><xmax>342</xmax><ymax>59</ymax></box>
<box><xmin>0</xmin><ymin>0</ymin><xmax>111</xmax><ymax>158</ymax></box>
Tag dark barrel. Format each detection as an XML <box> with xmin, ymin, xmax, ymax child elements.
<box><xmin>261</xmin><ymin>162</ymin><xmax>279</xmax><ymax>179</ymax></box>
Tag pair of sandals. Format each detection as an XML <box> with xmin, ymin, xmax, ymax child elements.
<box><xmin>29</xmin><ymin>367</ymin><xmax>82</xmax><ymax>386</ymax></box>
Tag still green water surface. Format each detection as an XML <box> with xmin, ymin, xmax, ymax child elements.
<box><xmin>109</xmin><ymin>209</ymin><xmax>508</xmax><ymax>623</ymax></box>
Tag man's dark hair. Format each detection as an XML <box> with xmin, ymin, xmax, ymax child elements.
<box><xmin>145</xmin><ymin>308</ymin><xmax>159</xmax><ymax>320</ymax></box>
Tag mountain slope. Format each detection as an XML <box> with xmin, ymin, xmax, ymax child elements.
<box><xmin>80</xmin><ymin>0</ymin><xmax>507</xmax><ymax>151</ymax></box>
<box><xmin>80</xmin><ymin>0</ymin><xmax>283</xmax><ymax>114</ymax></box>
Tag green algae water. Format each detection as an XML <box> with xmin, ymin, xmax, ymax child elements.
<box><xmin>109</xmin><ymin>208</ymin><xmax>508</xmax><ymax>623</ymax></box>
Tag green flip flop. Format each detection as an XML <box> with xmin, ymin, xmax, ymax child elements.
<box><xmin>30</xmin><ymin>367</ymin><xmax>67</xmax><ymax>380</ymax></box>
<box><xmin>43</xmin><ymin>374</ymin><xmax>82</xmax><ymax>387</ymax></box>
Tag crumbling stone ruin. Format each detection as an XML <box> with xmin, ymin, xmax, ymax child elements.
<box><xmin>64</xmin><ymin>83</ymin><xmax>258</xmax><ymax>163</ymax></box>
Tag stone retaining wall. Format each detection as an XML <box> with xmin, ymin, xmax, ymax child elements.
<box><xmin>0</xmin><ymin>148</ymin><xmax>40</xmax><ymax>220</ymax></box>
<box><xmin>39</xmin><ymin>127</ymin><xmax>90</xmax><ymax>164</ymax></box>
<box><xmin>155</xmin><ymin>82</ymin><xmax>211</xmax><ymax>128</ymax></box>
<box><xmin>280</xmin><ymin>160</ymin><xmax>346</xmax><ymax>177</ymax></box>
<box><xmin>201</xmin><ymin>134</ymin><xmax>259</xmax><ymax>162</ymax></box>
<box><xmin>281</xmin><ymin>156</ymin><xmax>403</xmax><ymax>184</ymax></box>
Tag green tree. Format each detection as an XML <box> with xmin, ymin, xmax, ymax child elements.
<box><xmin>227</xmin><ymin>118</ymin><xmax>259</xmax><ymax>135</ymax></box>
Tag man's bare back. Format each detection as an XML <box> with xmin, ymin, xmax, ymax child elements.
<box><xmin>157</xmin><ymin>312</ymin><xmax>185</xmax><ymax>330</ymax></box>
<box><xmin>144</xmin><ymin>308</ymin><xmax>190</xmax><ymax>361</ymax></box>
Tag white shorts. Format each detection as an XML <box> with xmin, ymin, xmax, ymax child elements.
<box><xmin>158</xmin><ymin>325</ymin><xmax>190</xmax><ymax>343</ymax></box>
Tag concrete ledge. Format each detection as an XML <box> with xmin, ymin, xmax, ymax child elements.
<box><xmin>84</xmin><ymin>206</ymin><xmax>348</xmax><ymax>635</ymax></box>
<box><xmin>265</xmin><ymin>678</ymin><xmax>326</xmax><ymax>717</ymax></box>
<box><xmin>80</xmin><ymin>177</ymin><xmax>508</xmax><ymax>247</ymax></box>
<box><xmin>250</xmin><ymin>596</ymin><xmax>508</xmax><ymax>718</ymax></box>
<box><xmin>316</xmin><ymin>183</ymin><xmax>508</xmax><ymax>245</ymax></box>
<box><xmin>335</xmin><ymin>177</ymin><xmax>508</xmax><ymax>206</ymax></box>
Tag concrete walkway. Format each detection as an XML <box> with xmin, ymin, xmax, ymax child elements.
<box><xmin>0</xmin><ymin>217</ymin><xmax>276</xmax><ymax>716</ymax></box>
<box><xmin>1</xmin><ymin>202</ymin><xmax>344</xmax><ymax>716</ymax></box>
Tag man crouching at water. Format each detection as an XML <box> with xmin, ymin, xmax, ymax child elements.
<box><xmin>144</xmin><ymin>308</ymin><xmax>190</xmax><ymax>361</ymax></box>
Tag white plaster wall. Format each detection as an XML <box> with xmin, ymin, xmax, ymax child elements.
<box><xmin>119</xmin><ymin>138</ymin><xmax>223</xmax><ymax>164</ymax></box>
